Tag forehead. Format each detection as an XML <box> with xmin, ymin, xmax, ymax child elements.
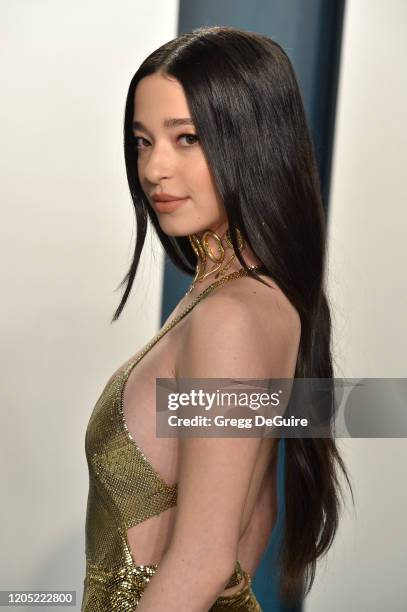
<box><xmin>133</xmin><ymin>73</ymin><xmax>189</xmax><ymax>120</ymax></box>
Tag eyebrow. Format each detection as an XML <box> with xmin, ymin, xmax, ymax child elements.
<box><xmin>132</xmin><ymin>117</ymin><xmax>195</xmax><ymax>132</ymax></box>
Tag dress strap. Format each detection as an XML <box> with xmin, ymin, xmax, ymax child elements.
<box><xmin>223</xmin><ymin>560</ymin><xmax>245</xmax><ymax>588</ymax></box>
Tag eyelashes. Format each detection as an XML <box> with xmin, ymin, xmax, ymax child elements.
<box><xmin>178</xmin><ymin>134</ymin><xmax>199</xmax><ymax>146</ymax></box>
<box><xmin>131</xmin><ymin>133</ymin><xmax>199</xmax><ymax>151</ymax></box>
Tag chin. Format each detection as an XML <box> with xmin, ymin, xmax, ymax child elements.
<box><xmin>158</xmin><ymin>217</ymin><xmax>220</xmax><ymax>238</ymax></box>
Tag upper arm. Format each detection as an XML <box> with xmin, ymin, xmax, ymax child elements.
<box><xmin>169</xmin><ymin>294</ymin><xmax>286</xmax><ymax>571</ymax></box>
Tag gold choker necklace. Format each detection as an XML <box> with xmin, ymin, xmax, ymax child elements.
<box><xmin>187</xmin><ymin>228</ymin><xmax>260</xmax><ymax>294</ymax></box>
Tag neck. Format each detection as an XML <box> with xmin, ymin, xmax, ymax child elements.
<box><xmin>187</xmin><ymin>227</ymin><xmax>249</xmax><ymax>290</ymax></box>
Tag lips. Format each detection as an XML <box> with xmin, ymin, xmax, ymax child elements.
<box><xmin>154</xmin><ymin>197</ymin><xmax>188</xmax><ymax>213</ymax></box>
<box><xmin>152</xmin><ymin>193</ymin><xmax>186</xmax><ymax>202</ymax></box>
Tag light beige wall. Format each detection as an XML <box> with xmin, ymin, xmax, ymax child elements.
<box><xmin>306</xmin><ymin>1</ymin><xmax>407</xmax><ymax>610</ymax></box>
<box><xmin>0</xmin><ymin>1</ymin><xmax>178</xmax><ymax>608</ymax></box>
<box><xmin>2</xmin><ymin>2</ymin><xmax>406</xmax><ymax>610</ymax></box>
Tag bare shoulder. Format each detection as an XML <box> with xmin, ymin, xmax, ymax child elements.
<box><xmin>190</xmin><ymin>272</ymin><xmax>301</xmax><ymax>342</ymax></box>
<box><xmin>218</xmin><ymin>272</ymin><xmax>301</xmax><ymax>330</ymax></box>
<box><xmin>175</xmin><ymin>273</ymin><xmax>301</xmax><ymax>379</ymax></box>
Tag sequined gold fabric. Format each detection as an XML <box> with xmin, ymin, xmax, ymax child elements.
<box><xmin>82</xmin><ymin>268</ymin><xmax>263</xmax><ymax>610</ymax></box>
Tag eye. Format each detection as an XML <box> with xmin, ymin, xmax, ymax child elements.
<box><xmin>178</xmin><ymin>133</ymin><xmax>199</xmax><ymax>146</ymax></box>
<box><xmin>131</xmin><ymin>133</ymin><xmax>199</xmax><ymax>151</ymax></box>
<box><xmin>132</xmin><ymin>135</ymin><xmax>149</xmax><ymax>150</ymax></box>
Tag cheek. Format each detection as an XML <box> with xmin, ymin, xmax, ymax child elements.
<box><xmin>137</xmin><ymin>162</ymin><xmax>150</xmax><ymax>194</ymax></box>
<box><xmin>191</xmin><ymin>157</ymin><xmax>217</xmax><ymax>196</ymax></box>
<box><xmin>137</xmin><ymin>160</ymin><xmax>144</xmax><ymax>183</ymax></box>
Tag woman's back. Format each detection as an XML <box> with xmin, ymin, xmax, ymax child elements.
<box><xmin>82</xmin><ymin>270</ymin><xmax>300</xmax><ymax>610</ymax></box>
<box><xmin>124</xmin><ymin>271</ymin><xmax>299</xmax><ymax>566</ymax></box>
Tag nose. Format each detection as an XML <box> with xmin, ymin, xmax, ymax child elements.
<box><xmin>141</xmin><ymin>141</ymin><xmax>174</xmax><ymax>184</ymax></box>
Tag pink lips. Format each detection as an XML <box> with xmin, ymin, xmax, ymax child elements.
<box><xmin>153</xmin><ymin>197</ymin><xmax>188</xmax><ymax>213</ymax></box>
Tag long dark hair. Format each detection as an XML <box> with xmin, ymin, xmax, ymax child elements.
<box><xmin>113</xmin><ymin>25</ymin><xmax>354</xmax><ymax>606</ymax></box>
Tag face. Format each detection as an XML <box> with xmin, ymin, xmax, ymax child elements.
<box><xmin>132</xmin><ymin>72</ymin><xmax>228</xmax><ymax>237</ymax></box>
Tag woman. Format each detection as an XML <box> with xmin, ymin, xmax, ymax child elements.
<box><xmin>82</xmin><ymin>25</ymin><xmax>353</xmax><ymax>611</ymax></box>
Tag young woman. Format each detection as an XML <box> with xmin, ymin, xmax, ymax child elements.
<box><xmin>82</xmin><ymin>25</ymin><xmax>353</xmax><ymax>611</ymax></box>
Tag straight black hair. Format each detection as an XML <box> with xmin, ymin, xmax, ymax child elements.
<box><xmin>113</xmin><ymin>25</ymin><xmax>354</xmax><ymax>606</ymax></box>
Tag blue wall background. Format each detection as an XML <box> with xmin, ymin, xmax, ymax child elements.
<box><xmin>160</xmin><ymin>2</ymin><xmax>346</xmax><ymax>609</ymax></box>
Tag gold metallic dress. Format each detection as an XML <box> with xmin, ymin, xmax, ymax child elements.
<box><xmin>82</xmin><ymin>269</ymin><xmax>263</xmax><ymax>610</ymax></box>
